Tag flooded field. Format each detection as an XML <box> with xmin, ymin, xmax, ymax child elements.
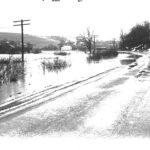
<box><xmin>0</xmin><ymin>51</ymin><xmax>132</xmax><ymax>104</ymax></box>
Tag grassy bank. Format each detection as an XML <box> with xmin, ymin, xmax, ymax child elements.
<box><xmin>0</xmin><ymin>57</ymin><xmax>24</xmax><ymax>85</ymax></box>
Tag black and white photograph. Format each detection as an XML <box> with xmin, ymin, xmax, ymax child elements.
<box><xmin>0</xmin><ymin>0</ymin><xmax>150</xmax><ymax>149</ymax></box>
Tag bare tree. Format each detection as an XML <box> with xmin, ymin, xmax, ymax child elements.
<box><xmin>119</xmin><ymin>30</ymin><xmax>125</xmax><ymax>50</ymax></box>
<box><xmin>77</xmin><ymin>28</ymin><xmax>94</xmax><ymax>53</ymax></box>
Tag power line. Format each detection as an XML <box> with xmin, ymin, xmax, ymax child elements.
<box><xmin>13</xmin><ymin>19</ymin><xmax>30</xmax><ymax>62</ymax></box>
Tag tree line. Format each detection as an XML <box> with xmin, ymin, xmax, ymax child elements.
<box><xmin>0</xmin><ymin>39</ymin><xmax>33</xmax><ymax>54</ymax></box>
<box><xmin>76</xmin><ymin>28</ymin><xmax>119</xmax><ymax>53</ymax></box>
<box><xmin>4</xmin><ymin>24</ymin><xmax>148</xmax><ymax>54</ymax></box>
<box><xmin>43</xmin><ymin>36</ymin><xmax>76</xmax><ymax>50</ymax></box>
<box><xmin>0</xmin><ymin>37</ymin><xmax>77</xmax><ymax>54</ymax></box>
<box><xmin>119</xmin><ymin>21</ymin><xmax>150</xmax><ymax>51</ymax></box>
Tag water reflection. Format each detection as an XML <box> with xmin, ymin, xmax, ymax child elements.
<box><xmin>120</xmin><ymin>58</ymin><xmax>136</xmax><ymax>65</ymax></box>
<box><xmin>120</xmin><ymin>53</ymin><xmax>142</xmax><ymax>65</ymax></box>
<box><xmin>87</xmin><ymin>55</ymin><xmax>118</xmax><ymax>64</ymax></box>
<box><xmin>0</xmin><ymin>79</ymin><xmax>25</xmax><ymax>103</ymax></box>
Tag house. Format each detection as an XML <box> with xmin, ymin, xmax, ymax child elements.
<box><xmin>61</xmin><ymin>45</ymin><xmax>72</xmax><ymax>51</ymax></box>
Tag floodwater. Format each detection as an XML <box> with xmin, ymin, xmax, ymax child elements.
<box><xmin>0</xmin><ymin>51</ymin><xmax>131</xmax><ymax>104</ymax></box>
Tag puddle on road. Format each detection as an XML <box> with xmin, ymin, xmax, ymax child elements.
<box><xmin>101</xmin><ymin>77</ymin><xmax>128</xmax><ymax>89</ymax></box>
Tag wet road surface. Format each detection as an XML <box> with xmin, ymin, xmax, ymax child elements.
<box><xmin>0</xmin><ymin>53</ymin><xmax>150</xmax><ymax>137</ymax></box>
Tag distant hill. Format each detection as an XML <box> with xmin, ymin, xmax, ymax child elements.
<box><xmin>0</xmin><ymin>32</ymin><xmax>58</xmax><ymax>48</ymax></box>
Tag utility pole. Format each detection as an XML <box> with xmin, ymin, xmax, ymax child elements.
<box><xmin>13</xmin><ymin>19</ymin><xmax>30</xmax><ymax>62</ymax></box>
<box><xmin>93</xmin><ymin>35</ymin><xmax>98</xmax><ymax>53</ymax></box>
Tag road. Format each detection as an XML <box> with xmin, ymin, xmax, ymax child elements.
<box><xmin>0</xmin><ymin>53</ymin><xmax>150</xmax><ymax>137</ymax></box>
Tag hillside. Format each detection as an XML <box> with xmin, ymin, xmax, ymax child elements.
<box><xmin>0</xmin><ymin>32</ymin><xmax>57</xmax><ymax>48</ymax></box>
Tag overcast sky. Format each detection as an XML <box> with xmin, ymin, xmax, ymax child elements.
<box><xmin>0</xmin><ymin>0</ymin><xmax>150</xmax><ymax>40</ymax></box>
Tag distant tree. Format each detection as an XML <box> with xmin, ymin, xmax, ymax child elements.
<box><xmin>76</xmin><ymin>37</ymin><xmax>86</xmax><ymax>51</ymax></box>
<box><xmin>43</xmin><ymin>44</ymin><xmax>58</xmax><ymax>50</ymax></box>
<box><xmin>110</xmin><ymin>38</ymin><xmax>118</xmax><ymax>50</ymax></box>
<box><xmin>66</xmin><ymin>40</ymin><xmax>77</xmax><ymax>50</ymax></box>
<box><xmin>0</xmin><ymin>40</ymin><xmax>33</xmax><ymax>54</ymax></box>
<box><xmin>119</xmin><ymin>30</ymin><xmax>126</xmax><ymax>50</ymax></box>
<box><xmin>58</xmin><ymin>38</ymin><xmax>66</xmax><ymax>50</ymax></box>
<box><xmin>76</xmin><ymin>28</ymin><xmax>94</xmax><ymax>53</ymax></box>
<box><xmin>50</xmin><ymin>36</ymin><xmax>67</xmax><ymax>50</ymax></box>
<box><xmin>0</xmin><ymin>40</ymin><xmax>13</xmax><ymax>54</ymax></box>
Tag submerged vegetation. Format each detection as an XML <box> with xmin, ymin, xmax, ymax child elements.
<box><xmin>54</xmin><ymin>51</ymin><xmax>70</xmax><ymax>56</ymax></box>
<box><xmin>0</xmin><ymin>57</ymin><xmax>24</xmax><ymax>85</ymax></box>
<box><xmin>93</xmin><ymin>49</ymin><xmax>118</xmax><ymax>57</ymax></box>
<box><xmin>87</xmin><ymin>49</ymin><xmax>118</xmax><ymax>63</ymax></box>
<box><xmin>42</xmin><ymin>57</ymin><xmax>71</xmax><ymax>72</ymax></box>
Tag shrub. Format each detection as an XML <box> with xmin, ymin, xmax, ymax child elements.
<box><xmin>42</xmin><ymin>58</ymin><xmax>71</xmax><ymax>72</ymax></box>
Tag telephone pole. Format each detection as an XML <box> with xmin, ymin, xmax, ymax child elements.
<box><xmin>93</xmin><ymin>35</ymin><xmax>98</xmax><ymax>53</ymax></box>
<box><xmin>13</xmin><ymin>19</ymin><xmax>30</xmax><ymax>62</ymax></box>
